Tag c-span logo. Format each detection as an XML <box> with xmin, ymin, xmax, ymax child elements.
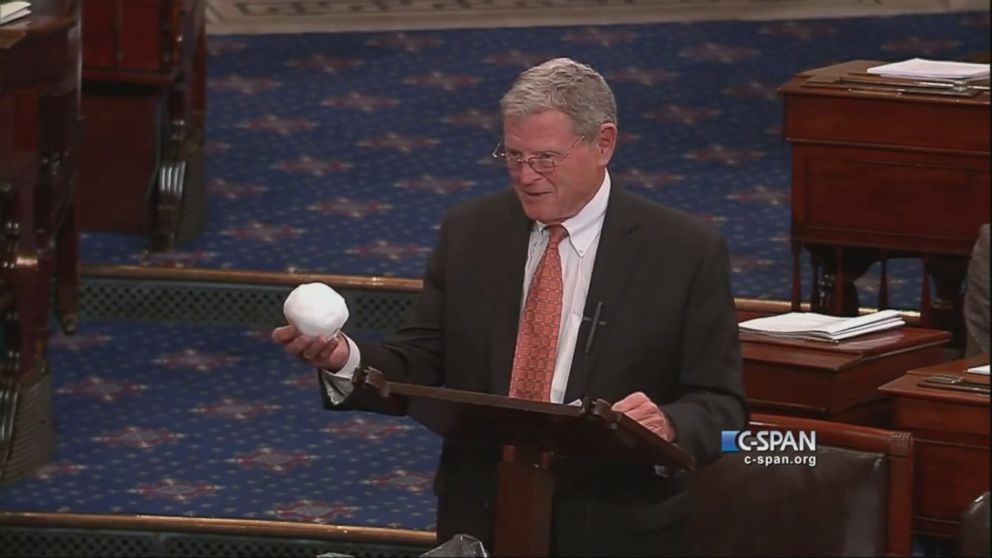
<box><xmin>721</xmin><ymin>430</ymin><xmax>817</xmax><ymax>467</ymax></box>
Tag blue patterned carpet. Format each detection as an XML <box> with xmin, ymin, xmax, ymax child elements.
<box><xmin>1</xmin><ymin>320</ymin><xmax>441</xmax><ymax>530</ymax></box>
<box><xmin>81</xmin><ymin>12</ymin><xmax>990</xmax><ymax>309</ymax></box>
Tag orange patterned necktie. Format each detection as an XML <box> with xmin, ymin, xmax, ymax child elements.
<box><xmin>509</xmin><ymin>225</ymin><xmax>568</xmax><ymax>401</ymax></box>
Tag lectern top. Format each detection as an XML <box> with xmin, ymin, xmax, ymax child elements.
<box><xmin>350</xmin><ymin>367</ymin><xmax>695</xmax><ymax>471</ymax></box>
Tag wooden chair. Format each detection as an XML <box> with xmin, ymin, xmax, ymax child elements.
<box><xmin>959</xmin><ymin>491</ymin><xmax>990</xmax><ymax>557</ymax></box>
<box><xmin>688</xmin><ymin>413</ymin><xmax>913</xmax><ymax>556</ymax></box>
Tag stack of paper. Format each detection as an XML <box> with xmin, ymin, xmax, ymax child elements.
<box><xmin>867</xmin><ymin>58</ymin><xmax>990</xmax><ymax>81</ymax></box>
<box><xmin>0</xmin><ymin>2</ymin><xmax>31</xmax><ymax>25</ymax></box>
<box><xmin>739</xmin><ymin>309</ymin><xmax>905</xmax><ymax>342</ymax></box>
<box><xmin>966</xmin><ymin>364</ymin><xmax>990</xmax><ymax>376</ymax></box>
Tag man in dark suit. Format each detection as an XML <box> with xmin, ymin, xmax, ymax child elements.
<box><xmin>273</xmin><ymin>57</ymin><xmax>747</xmax><ymax>556</ymax></box>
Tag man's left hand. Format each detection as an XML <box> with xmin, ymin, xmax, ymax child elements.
<box><xmin>612</xmin><ymin>392</ymin><xmax>677</xmax><ymax>442</ymax></box>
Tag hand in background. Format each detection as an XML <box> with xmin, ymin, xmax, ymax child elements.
<box><xmin>612</xmin><ymin>391</ymin><xmax>677</xmax><ymax>442</ymax></box>
<box><xmin>271</xmin><ymin>325</ymin><xmax>350</xmax><ymax>371</ymax></box>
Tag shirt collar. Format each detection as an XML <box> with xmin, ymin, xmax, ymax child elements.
<box><xmin>536</xmin><ymin>170</ymin><xmax>610</xmax><ymax>257</ymax></box>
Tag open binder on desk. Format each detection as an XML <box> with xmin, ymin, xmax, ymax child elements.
<box><xmin>349</xmin><ymin>367</ymin><xmax>694</xmax><ymax>556</ymax></box>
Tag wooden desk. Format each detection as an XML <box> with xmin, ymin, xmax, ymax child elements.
<box><xmin>77</xmin><ymin>0</ymin><xmax>207</xmax><ymax>250</ymax></box>
<box><xmin>741</xmin><ymin>327</ymin><xmax>950</xmax><ymax>426</ymax></box>
<box><xmin>778</xmin><ymin>60</ymin><xmax>990</xmax><ymax>345</ymax></box>
<box><xmin>879</xmin><ymin>354</ymin><xmax>990</xmax><ymax>538</ymax></box>
<box><xmin>0</xmin><ymin>0</ymin><xmax>82</xmax><ymax>483</ymax></box>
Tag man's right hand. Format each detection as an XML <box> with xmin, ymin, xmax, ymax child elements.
<box><xmin>271</xmin><ymin>325</ymin><xmax>351</xmax><ymax>371</ymax></box>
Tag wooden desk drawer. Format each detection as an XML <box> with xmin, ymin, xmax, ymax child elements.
<box><xmin>784</xmin><ymin>95</ymin><xmax>990</xmax><ymax>153</ymax></box>
<box><xmin>892</xmin><ymin>397</ymin><xmax>990</xmax><ymax>438</ymax></box>
<box><xmin>791</xmin><ymin>145</ymin><xmax>990</xmax><ymax>254</ymax></box>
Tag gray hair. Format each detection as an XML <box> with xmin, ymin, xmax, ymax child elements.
<box><xmin>500</xmin><ymin>57</ymin><xmax>618</xmax><ymax>140</ymax></box>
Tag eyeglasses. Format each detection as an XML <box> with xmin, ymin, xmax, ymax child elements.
<box><xmin>490</xmin><ymin>135</ymin><xmax>586</xmax><ymax>174</ymax></box>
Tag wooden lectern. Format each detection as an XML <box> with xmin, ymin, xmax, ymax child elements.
<box><xmin>349</xmin><ymin>368</ymin><xmax>694</xmax><ymax>557</ymax></box>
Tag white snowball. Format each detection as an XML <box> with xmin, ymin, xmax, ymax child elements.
<box><xmin>283</xmin><ymin>283</ymin><xmax>349</xmax><ymax>337</ymax></box>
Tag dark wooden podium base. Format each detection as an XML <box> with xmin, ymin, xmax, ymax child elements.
<box><xmin>348</xmin><ymin>368</ymin><xmax>694</xmax><ymax>558</ymax></box>
<box><xmin>493</xmin><ymin>446</ymin><xmax>554</xmax><ymax>556</ymax></box>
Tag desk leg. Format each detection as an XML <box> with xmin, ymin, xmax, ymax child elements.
<box><xmin>833</xmin><ymin>246</ymin><xmax>847</xmax><ymax>314</ymax></box>
<box><xmin>810</xmin><ymin>250</ymin><xmax>823</xmax><ymax>311</ymax></box>
<box><xmin>879</xmin><ymin>252</ymin><xmax>889</xmax><ymax>309</ymax></box>
<box><xmin>54</xmin><ymin>199</ymin><xmax>79</xmax><ymax>335</ymax></box>
<box><xmin>791</xmin><ymin>241</ymin><xmax>802</xmax><ymax>311</ymax></box>
<box><xmin>921</xmin><ymin>254</ymin><xmax>967</xmax><ymax>346</ymax></box>
<box><xmin>807</xmin><ymin>245</ymin><xmax>874</xmax><ymax>316</ymax></box>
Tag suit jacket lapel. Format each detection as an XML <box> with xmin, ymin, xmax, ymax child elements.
<box><xmin>488</xmin><ymin>195</ymin><xmax>532</xmax><ymax>396</ymax></box>
<box><xmin>564</xmin><ymin>186</ymin><xmax>641</xmax><ymax>403</ymax></box>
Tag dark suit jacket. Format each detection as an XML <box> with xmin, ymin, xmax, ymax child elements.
<box><xmin>338</xmin><ymin>184</ymin><xmax>747</xmax><ymax>555</ymax></box>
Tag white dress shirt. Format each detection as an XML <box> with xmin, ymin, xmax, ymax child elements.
<box><xmin>520</xmin><ymin>172</ymin><xmax>609</xmax><ymax>403</ymax></box>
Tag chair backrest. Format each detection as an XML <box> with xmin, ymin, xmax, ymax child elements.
<box><xmin>959</xmin><ymin>491</ymin><xmax>990</xmax><ymax>557</ymax></box>
<box><xmin>687</xmin><ymin>413</ymin><xmax>913</xmax><ymax>557</ymax></box>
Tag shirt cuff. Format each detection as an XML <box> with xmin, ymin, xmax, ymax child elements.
<box><xmin>318</xmin><ymin>334</ymin><xmax>362</xmax><ymax>405</ymax></box>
